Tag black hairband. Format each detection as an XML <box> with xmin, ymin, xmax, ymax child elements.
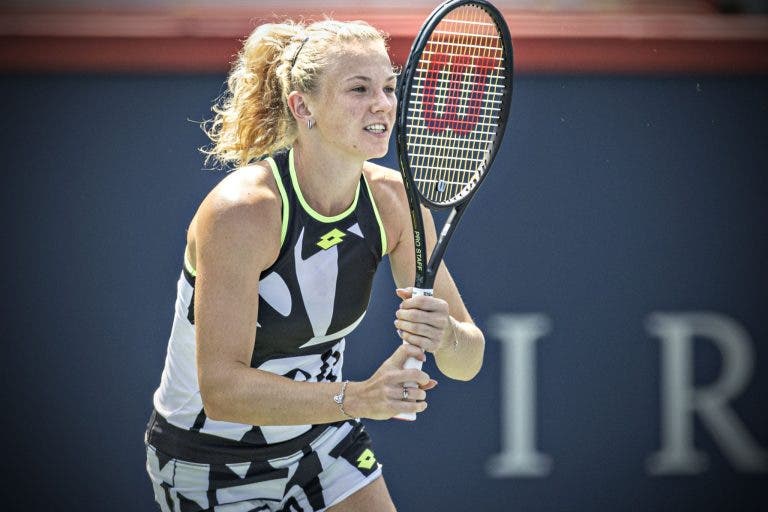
<box><xmin>291</xmin><ymin>37</ymin><xmax>310</xmax><ymax>69</ymax></box>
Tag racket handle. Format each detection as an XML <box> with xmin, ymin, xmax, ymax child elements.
<box><xmin>394</xmin><ymin>287</ymin><xmax>433</xmax><ymax>421</ymax></box>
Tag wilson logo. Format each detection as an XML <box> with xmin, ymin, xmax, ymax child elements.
<box><xmin>317</xmin><ymin>228</ymin><xmax>346</xmax><ymax>250</ymax></box>
<box><xmin>421</xmin><ymin>52</ymin><xmax>495</xmax><ymax>136</ymax></box>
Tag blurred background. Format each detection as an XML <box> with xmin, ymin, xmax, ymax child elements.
<box><xmin>1</xmin><ymin>1</ymin><xmax>766</xmax><ymax>511</ymax></box>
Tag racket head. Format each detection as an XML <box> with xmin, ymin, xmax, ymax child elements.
<box><xmin>396</xmin><ymin>0</ymin><xmax>513</xmax><ymax>209</ymax></box>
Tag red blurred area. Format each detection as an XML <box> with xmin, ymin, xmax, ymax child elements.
<box><xmin>0</xmin><ymin>1</ymin><xmax>766</xmax><ymax>73</ymax></box>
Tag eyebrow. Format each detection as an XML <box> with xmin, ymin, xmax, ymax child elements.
<box><xmin>344</xmin><ymin>74</ymin><xmax>398</xmax><ymax>82</ymax></box>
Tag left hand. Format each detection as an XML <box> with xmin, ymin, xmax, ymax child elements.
<box><xmin>394</xmin><ymin>288</ymin><xmax>454</xmax><ymax>355</ymax></box>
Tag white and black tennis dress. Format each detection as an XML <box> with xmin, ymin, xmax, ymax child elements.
<box><xmin>145</xmin><ymin>148</ymin><xmax>387</xmax><ymax>511</ymax></box>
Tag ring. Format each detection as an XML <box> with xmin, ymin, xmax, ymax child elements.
<box><xmin>402</xmin><ymin>387</ymin><xmax>409</xmax><ymax>401</ymax></box>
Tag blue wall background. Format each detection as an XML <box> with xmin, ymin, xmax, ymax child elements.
<box><xmin>1</xmin><ymin>73</ymin><xmax>766</xmax><ymax>511</ymax></box>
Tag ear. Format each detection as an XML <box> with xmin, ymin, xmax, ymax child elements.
<box><xmin>287</xmin><ymin>91</ymin><xmax>314</xmax><ymax>125</ymax></box>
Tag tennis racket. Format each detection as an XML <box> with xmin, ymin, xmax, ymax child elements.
<box><xmin>395</xmin><ymin>0</ymin><xmax>513</xmax><ymax>420</ymax></box>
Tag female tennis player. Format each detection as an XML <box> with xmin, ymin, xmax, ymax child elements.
<box><xmin>145</xmin><ymin>18</ymin><xmax>485</xmax><ymax>511</ymax></box>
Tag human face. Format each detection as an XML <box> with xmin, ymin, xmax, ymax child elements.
<box><xmin>309</xmin><ymin>41</ymin><xmax>397</xmax><ymax>161</ymax></box>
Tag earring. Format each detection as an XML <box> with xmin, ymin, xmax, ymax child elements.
<box><xmin>307</xmin><ymin>118</ymin><xmax>315</xmax><ymax>130</ymax></box>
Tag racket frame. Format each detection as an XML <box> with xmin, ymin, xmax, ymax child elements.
<box><xmin>395</xmin><ymin>0</ymin><xmax>514</xmax><ymax>290</ymax></box>
<box><xmin>393</xmin><ymin>0</ymin><xmax>513</xmax><ymax>420</ymax></box>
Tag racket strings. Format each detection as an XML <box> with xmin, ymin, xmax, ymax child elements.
<box><xmin>405</xmin><ymin>4</ymin><xmax>507</xmax><ymax>205</ymax></box>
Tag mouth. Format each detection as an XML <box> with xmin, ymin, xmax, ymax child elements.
<box><xmin>364</xmin><ymin>123</ymin><xmax>388</xmax><ymax>134</ymax></box>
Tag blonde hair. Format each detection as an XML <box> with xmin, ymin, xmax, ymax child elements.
<box><xmin>202</xmin><ymin>18</ymin><xmax>388</xmax><ymax>168</ymax></box>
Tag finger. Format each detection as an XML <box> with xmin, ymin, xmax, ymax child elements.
<box><xmin>395</xmin><ymin>287</ymin><xmax>412</xmax><ymax>300</ymax></box>
<box><xmin>393</xmin><ymin>400</ymin><xmax>428</xmax><ymax>417</ymax></box>
<box><xmin>397</xmin><ymin>330</ymin><xmax>438</xmax><ymax>353</ymax></box>
<box><xmin>399</xmin><ymin>295</ymin><xmax>448</xmax><ymax>312</ymax></box>
<box><xmin>419</xmin><ymin>379</ymin><xmax>438</xmax><ymax>391</ymax></box>
<box><xmin>395</xmin><ymin>308</ymin><xmax>446</xmax><ymax>329</ymax></box>
<box><xmin>400</xmin><ymin>368</ymin><xmax>430</xmax><ymax>387</ymax></box>
<box><xmin>389</xmin><ymin>342</ymin><xmax>426</xmax><ymax>366</ymax></box>
<box><xmin>395</xmin><ymin>318</ymin><xmax>442</xmax><ymax>339</ymax></box>
<box><xmin>392</xmin><ymin>386</ymin><xmax>427</xmax><ymax>402</ymax></box>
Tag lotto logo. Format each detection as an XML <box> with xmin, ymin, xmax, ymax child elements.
<box><xmin>357</xmin><ymin>448</ymin><xmax>377</xmax><ymax>470</ymax></box>
<box><xmin>317</xmin><ymin>228</ymin><xmax>346</xmax><ymax>250</ymax></box>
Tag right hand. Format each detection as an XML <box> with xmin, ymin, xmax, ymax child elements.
<box><xmin>346</xmin><ymin>344</ymin><xmax>437</xmax><ymax>420</ymax></box>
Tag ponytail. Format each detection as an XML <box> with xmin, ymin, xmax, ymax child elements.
<box><xmin>202</xmin><ymin>18</ymin><xmax>388</xmax><ymax>169</ymax></box>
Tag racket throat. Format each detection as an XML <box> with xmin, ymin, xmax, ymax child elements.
<box><xmin>437</xmin><ymin>210</ymin><xmax>456</xmax><ymax>243</ymax></box>
<box><xmin>419</xmin><ymin>206</ymin><xmax>464</xmax><ymax>290</ymax></box>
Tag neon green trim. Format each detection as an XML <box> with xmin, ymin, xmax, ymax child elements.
<box><xmin>363</xmin><ymin>173</ymin><xmax>388</xmax><ymax>257</ymax></box>
<box><xmin>289</xmin><ymin>148</ymin><xmax>359</xmax><ymax>224</ymax></box>
<box><xmin>266</xmin><ymin>156</ymin><xmax>289</xmax><ymax>247</ymax></box>
<box><xmin>184</xmin><ymin>246</ymin><xmax>197</xmax><ymax>276</ymax></box>
<box><xmin>183</xmin><ymin>160</ymin><xmax>288</xmax><ymax>277</ymax></box>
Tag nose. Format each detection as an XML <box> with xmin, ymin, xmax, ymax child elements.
<box><xmin>371</xmin><ymin>89</ymin><xmax>396</xmax><ymax>114</ymax></box>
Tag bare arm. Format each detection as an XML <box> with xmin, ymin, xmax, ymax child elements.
<box><xmin>193</xmin><ymin>166</ymin><xmax>431</xmax><ymax>426</ymax></box>
<box><xmin>367</xmin><ymin>165</ymin><xmax>485</xmax><ymax>381</ymax></box>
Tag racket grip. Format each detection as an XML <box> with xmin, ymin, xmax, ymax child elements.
<box><xmin>394</xmin><ymin>287</ymin><xmax>433</xmax><ymax>421</ymax></box>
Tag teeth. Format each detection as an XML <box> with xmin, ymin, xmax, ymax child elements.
<box><xmin>365</xmin><ymin>124</ymin><xmax>386</xmax><ymax>133</ymax></box>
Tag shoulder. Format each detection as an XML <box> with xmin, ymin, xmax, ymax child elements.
<box><xmin>362</xmin><ymin>161</ymin><xmax>407</xmax><ymax>209</ymax></box>
<box><xmin>362</xmin><ymin>161</ymin><xmax>410</xmax><ymax>254</ymax></box>
<box><xmin>208</xmin><ymin>162</ymin><xmax>280</xmax><ymax>213</ymax></box>
<box><xmin>190</xmin><ymin>161</ymin><xmax>283</xmax><ymax>267</ymax></box>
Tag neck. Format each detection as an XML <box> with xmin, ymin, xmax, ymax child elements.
<box><xmin>291</xmin><ymin>140</ymin><xmax>364</xmax><ymax>217</ymax></box>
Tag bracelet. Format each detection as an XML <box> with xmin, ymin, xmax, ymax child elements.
<box><xmin>333</xmin><ymin>380</ymin><xmax>354</xmax><ymax>419</ymax></box>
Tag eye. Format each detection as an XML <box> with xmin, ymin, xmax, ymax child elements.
<box><xmin>384</xmin><ymin>85</ymin><xmax>396</xmax><ymax>94</ymax></box>
<box><xmin>351</xmin><ymin>85</ymin><xmax>367</xmax><ymax>93</ymax></box>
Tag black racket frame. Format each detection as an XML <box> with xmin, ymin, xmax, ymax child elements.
<box><xmin>395</xmin><ymin>0</ymin><xmax>514</xmax><ymax>289</ymax></box>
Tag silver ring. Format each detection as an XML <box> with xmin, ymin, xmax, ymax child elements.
<box><xmin>402</xmin><ymin>387</ymin><xmax>409</xmax><ymax>401</ymax></box>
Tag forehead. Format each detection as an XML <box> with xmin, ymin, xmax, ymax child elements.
<box><xmin>323</xmin><ymin>41</ymin><xmax>394</xmax><ymax>83</ymax></box>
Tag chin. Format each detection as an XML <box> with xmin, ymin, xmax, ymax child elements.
<box><xmin>371</xmin><ymin>147</ymin><xmax>389</xmax><ymax>159</ymax></box>
<box><xmin>349</xmin><ymin>137</ymin><xmax>391</xmax><ymax>161</ymax></box>
<box><xmin>370</xmin><ymin>139</ymin><xmax>392</xmax><ymax>159</ymax></box>
<box><xmin>355</xmin><ymin>146</ymin><xmax>389</xmax><ymax>161</ymax></box>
